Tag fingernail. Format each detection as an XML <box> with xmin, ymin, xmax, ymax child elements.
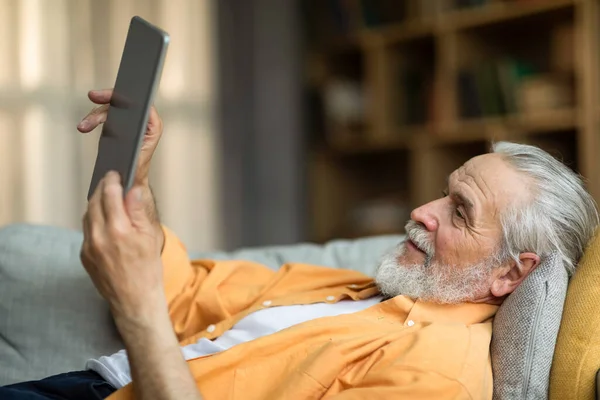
<box><xmin>78</xmin><ymin>120</ymin><xmax>89</xmax><ymax>130</ymax></box>
<box><xmin>135</xmin><ymin>187</ymin><xmax>143</xmax><ymax>201</ymax></box>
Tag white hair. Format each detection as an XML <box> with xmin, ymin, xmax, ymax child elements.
<box><xmin>492</xmin><ymin>141</ymin><xmax>599</xmax><ymax>275</ymax></box>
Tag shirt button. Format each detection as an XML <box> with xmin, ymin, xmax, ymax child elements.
<box><xmin>407</xmin><ymin>320</ymin><xmax>415</xmax><ymax>327</ymax></box>
<box><xmin>326</xmin><ymin>295</ymin><xmax>336</xmax><ymax>302</ymax></box>
<box><xmin>206</xmin><ymin>324</ymin><xmax>216</xmax><ymax>333</ymax></box>
<box><xmin>262</xmin><ymin>300</ymin><xmax>272</xmax><ymax>307</ymax></box>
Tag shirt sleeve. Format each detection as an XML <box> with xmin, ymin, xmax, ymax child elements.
<box><xmin>160</xmin><ymin>225</ymin><xmax>218</xmax><ymax>340</ymax></box>
<box><xmin>329</xmin><ymin>367</ymin><xmax>472</xmax><ymax>400</ymax></box>
<box><xmin>159</xmin><ymin>225</ymin><xmax>275</xmax><ymax>343</ymax></box>
<box><xmin>160</xmin><ymin>225</ymin><xmax>196</xmax><ymax>305</ymax></box>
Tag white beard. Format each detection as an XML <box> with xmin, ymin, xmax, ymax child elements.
<box><xmin>374</xmin><ymin>223</ymin><xmax>496</xmax><ymax>304</ymax></box>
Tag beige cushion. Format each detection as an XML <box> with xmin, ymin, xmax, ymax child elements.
<box><xmin>550</xmin><ymin>230</ymin><xmax>600</xmax><ymax>400</ymax></box>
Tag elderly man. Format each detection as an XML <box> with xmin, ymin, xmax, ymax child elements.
<box><xmin>1</xmin><ymin>89</ymin><xmax>598</xmax><ymax>400</ymax></box>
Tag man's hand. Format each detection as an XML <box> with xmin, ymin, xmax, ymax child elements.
<box><xmin>77</xmin><ymin>88</ymin><xmax>164</xmax><ymax>185</ymax></box>
<box><xmin>81</xmin><ymin>171</ymin><xmax>203</xmax><ymax>400</ymax></box>
<box><xmin>81</xmin><ymin>170</ymin><xmax>164</xmax><ymax>319</ymax></box>
<box><xmin>78</xmin><ymin>88</ymin><xmax>165</xmax><ymax>249</ymax></box>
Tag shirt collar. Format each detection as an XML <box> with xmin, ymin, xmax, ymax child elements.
<box><xmin>382</xmin><ymin>295</ymin><xmax>499</xmax><ymax>326</ymax></box>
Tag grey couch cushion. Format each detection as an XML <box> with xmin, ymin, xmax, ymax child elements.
<box><xmin>0</xmin><ymin>224</ymin><xmax>124</xmax><ymax>385</ymax></box>
<box><xmin>189</xmin><ymin>235</ymin><xmax>403</xmax><ymax>275</ymax></box>
<box><xmin>491</xmin><ymin>252</ymin><xmax>568</xmax><ymax>400</ymax></box>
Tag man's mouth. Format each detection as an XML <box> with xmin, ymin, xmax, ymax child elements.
<box><xmin>406</xmin><ymin>239</ymin><xmax>425</xmax><ymax>254</ymax></box>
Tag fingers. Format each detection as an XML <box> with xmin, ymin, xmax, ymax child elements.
<box><xmin>88</xmin><ymin>89</ymin><xmax>113</xmax><ymax>105</ymax></box>
<box><xmin>148</xmin><ymin>106</ymin><xmax>162</xmax><ymax>132</ymax></box>
<box><xmin>84</xmin><ymin>171</ymin><xmax>132</xmax><ymax>260</ymax></box>
<box><xmin>80</xmin><ymin>213</ymin><xmax>93</xmax><ymax>268</ymax></box>
<box><xmin>77</xmin><ymin>88</ymin><xmax>112</xmax><ymax>132</ymax></box>
<box><xmin>101</xmin><ymin>171</ymin><xmax>130</xmax><ymax>232</ymax></box>
<box><xmin>77</xmin><ymin>104</ymin><xmax>109</xmax><ymax>133</ymax></box>
<box><xmin>89</xmin><ymin>89</ymin><xmax>130</xmax><ymax>109</ymax></box>
<box><xmin>82</xmin><ymin>211</ymin><xmax>90</xmax><ymax>239</ymax></box>
<box><xmin>88</xmin><ymin>172</ymin><xmax>107</xmax><ymax>231</ymax></box>
<box><xmin>124</xmin><ymin>186</ymin><xmax>149</xmax><ymax>228</ymax></box>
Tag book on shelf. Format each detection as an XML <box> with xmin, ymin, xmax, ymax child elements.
<box><xmin>517</xmin><ymin>75</ymin><xmax>574</xmax><ymax>115</ymax></box>
<box><xmin>457</xmin><ymin>56</ymin><xmax>574</xmax><ymax>120</ymax></box>
<box><xmin>457</xmin><ymin>58</ymin><xmax>537</xmax><ymax>118</ymax></box>
<box><xmin>395</xmin><ymin>59</ymin><xmax>434</xmax><ymax>126</ymax></box>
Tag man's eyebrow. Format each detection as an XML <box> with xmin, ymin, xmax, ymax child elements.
<box><xmin>453</xmin><ymin>191</ymin><xmax>475</xmax><ymax>210</ymax></box>
<box><xmin>445</xmin><ymin>176</ymin><xmax>475</xmax><ymax>213</ymax></box>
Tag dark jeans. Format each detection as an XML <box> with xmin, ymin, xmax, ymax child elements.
<box><xmin>0</xmin><ymin>370</ymin><xmax>116</xmax><ymax>400</ymax></box>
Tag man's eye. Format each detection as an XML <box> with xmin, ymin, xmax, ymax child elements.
<box><xmin>455</xmin><ymin>207</ymin><xmax>464</xmax><ymax>219</ymax></box>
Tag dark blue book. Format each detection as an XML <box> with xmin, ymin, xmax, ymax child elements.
<box><xmin>458</xmin><ymin>70</ymin><xmax>483</xmax><ymax>118</ymax></box>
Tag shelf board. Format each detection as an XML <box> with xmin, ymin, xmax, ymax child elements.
<box><xmin>319</xmin><ymin>20</ymin><xmax>436</xmax><ymax>51</ymax></box>
<box><xmin>327</xmin><ymin>136</ymin><xmax>408</xmax><ymax>154</ymax></box>
<box><xmin>374</xmin><ymin>19</ymin><xmax>436</xmax><ymax>46</ymax></box>
<box><xmin>442</xmin><ymin>0</ymin><xmax>576</xmax><ymax>31</ymax></box>
<box><xmin>507</xmin><ymin>108</ymin><xmax>578</xmax><ymax>133</ymax></box>
<box><xmin>441</xmin><ymin>108</ymin><xmax>578</xmax><ymax>141</ymax></box>
<box><xmin>327</xmin><ymin>125</ymin><xmax>431</xmax><ymax>154</ymax></box>
<box><xmin>323</xmin><ymin>109</ymin><xmax>577</xmax><ymax>155</ymax></box>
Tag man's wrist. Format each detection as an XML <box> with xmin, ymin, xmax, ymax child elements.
<box><xmin>112</xmin><ymin>288</ymin><xmax>169</xmax><ymax>337</ymax></box>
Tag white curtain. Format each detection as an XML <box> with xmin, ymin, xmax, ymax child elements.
<box><xmin>0</xmin><ymin>0</ymin><xmax>222</xmax><ymax>251</ymax></box>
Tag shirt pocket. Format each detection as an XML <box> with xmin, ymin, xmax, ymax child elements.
<box><xmin>232</xmin><ymin>353</ymin><xmax>330</xmax><ymax>400</ymax></box>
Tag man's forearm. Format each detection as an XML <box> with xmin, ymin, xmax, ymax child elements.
<box><xmin>113</xmin><ymin>291</ymin><xmax>203</xmax><ymax>400</ymax></box>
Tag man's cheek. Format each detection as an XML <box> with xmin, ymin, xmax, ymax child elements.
<box><xmin>434</xmin><ymin>233</ymin><xmax>449</xmax><ymax>253</ymax></box>
<box><xmin>434</xmin><ymin>234</ymin><xmax>458</xmax><ymax>264</ymax></box>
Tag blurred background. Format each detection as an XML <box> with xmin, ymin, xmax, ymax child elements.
<box><xmin>0</xmin><ymin>0</ymin><xmax>599</xmax><ymax>252</ymax></box>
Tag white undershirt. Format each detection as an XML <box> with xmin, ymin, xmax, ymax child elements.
<box><xmin>86</xmin><ymin>296</ymin><xmax>383</xmax><ymax>389</ymax></box>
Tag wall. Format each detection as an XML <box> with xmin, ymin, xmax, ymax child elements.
<box><xmin>215</xmin><ymin>0</ymin><xmax>306</xmax><ymax>249</ymax></box>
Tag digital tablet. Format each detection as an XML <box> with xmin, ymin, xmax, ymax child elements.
<box><xmin>87</xmin><ymin>16</ymin><xmax>170</xmax><ymax>200</ymax></box>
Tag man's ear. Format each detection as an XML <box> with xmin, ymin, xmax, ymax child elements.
<box><xmin>491</xmin><ymin>252</ymin><xmax>541</xmax><ymax>298</ymax></box>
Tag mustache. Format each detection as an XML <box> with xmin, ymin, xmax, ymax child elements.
<box><xmin>405</xmin><ymin>220</ymin><xmax>434</xmax><ymax>257</ymax></box>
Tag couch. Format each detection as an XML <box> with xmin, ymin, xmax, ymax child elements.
<box><xmin>0</xmin><ymin>223</ymin><xmax>599</xmax><ymax>399</ymax></box>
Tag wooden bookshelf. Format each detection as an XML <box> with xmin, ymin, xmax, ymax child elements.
<box><xmin>442</xmin><ymin>0</ymin><xmax>576</xmax><ymax>30</ymax></box>
<box><xmin>302</xmin><ymin>0</ymin><xmax>600</xmax><ymax>242</ymax></box>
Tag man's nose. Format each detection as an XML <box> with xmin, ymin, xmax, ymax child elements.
<box><xmin>410</xmin><ymin>201</ymin><xmax>439</xmax><ymax>232</ymax></box>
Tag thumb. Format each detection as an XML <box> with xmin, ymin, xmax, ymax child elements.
<box><xmin>124</xmin><ymin>186</ymin><xmax>149</xmax><ymax>228</ymax></box>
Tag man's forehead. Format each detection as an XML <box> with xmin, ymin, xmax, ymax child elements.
<box><xmin>452</xmin><ymin>154</ymin><xmax>508</xmax><ymax>183</ymax></box>
<box><xmin>450</xmin><ymin>154</ymin><xmax>529</xmax><ymax>209</ymax></box>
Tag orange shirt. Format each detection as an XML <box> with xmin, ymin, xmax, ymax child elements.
<box><xmin>108</xmin><ymin>227</ymin><xmax>498</xmax><ymax>400</ymax></box>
